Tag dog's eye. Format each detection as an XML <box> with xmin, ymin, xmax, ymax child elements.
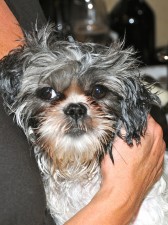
<box><xmin>92</xmin><ymin>85</ymin><xmax>107</xmax><ymax>99</ymax></box>
<box><xmin>36</xmin><ymin>87</ymin><xmax>58</xmax><ymax>100</ymax></box>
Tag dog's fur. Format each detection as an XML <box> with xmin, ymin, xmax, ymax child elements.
<box><xmin>0</xmin><ymin>25</ymin><xmax>168</xmax><ymax>225</ymax></box>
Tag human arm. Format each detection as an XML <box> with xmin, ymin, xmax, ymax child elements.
<box><xmin>65</xmin><ymin>116</ymin><xmax>165</xmax><ymax>225</ymax></box>
<box><xmin>0</xmin><ymin>0</ymin><xmax>23</xmax><ymax>58</ymax></box>
<box><xmin>0</xmin><ymin>0</ymin><xmax>46</xmax><ymax>59</ymax></box>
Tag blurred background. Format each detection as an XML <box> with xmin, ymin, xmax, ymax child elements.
<box><xmin>39</xmin><ymin>0</ymin><xmax>168</xmax><ymax>65</ymax></box>
<box><xmin>105</xmin><ymin>0</ymin><xmax>168</xmax><ymax>48</ymax></box>
<box><xmin>39</xmin><ymin>0</ymin><xmax>168</xmax><ymax>146</ymax></box>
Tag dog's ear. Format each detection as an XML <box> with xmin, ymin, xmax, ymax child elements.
<box><xmin>0</xmin><ymin>24</ymin><xmax>58</xmax><ymax>108</ymax></box>
<box><xmin>117</xmin><ymin>77</ymin><xmax>160</xmax><ymax>145</ymax></box>
<box><xmin>0</xmin><ymin>47</ymin><xmax>24</xmax><ymax>107</ymax></box>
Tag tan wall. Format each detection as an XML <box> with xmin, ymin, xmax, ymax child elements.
<box><xmin>104</xmin><ymin>0</ymin><xmax>168</xmax><ymax>47</ymax></box>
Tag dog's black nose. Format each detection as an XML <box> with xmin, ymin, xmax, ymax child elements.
<box><xmin>64</xmin><ymin>103</ymin><xmax>87</xmax><ymax>120</ymax></box>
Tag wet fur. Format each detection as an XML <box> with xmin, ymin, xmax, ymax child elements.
<box><xmin>0</xmin><ymin>25</ymin><xmax>168</xmax><ymax>225</ymax></box>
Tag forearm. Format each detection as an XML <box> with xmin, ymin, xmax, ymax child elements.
<box><xmin>0</xmin><ymin>0</ymin><xmax>23</xmax><ymax>59</ymax></box>
<box><xmin>65</xmin><ymin>187</ymin><xmax>136</xmax><ymax>225</ymax></box>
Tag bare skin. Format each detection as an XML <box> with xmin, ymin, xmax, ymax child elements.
<box><xmin>0</xmin><ymin>0</ymin><xmax>23</xmax><ymax>59</ymax></box>
<box><xmin>0</xmin><ymin>1</ymin><xmax>166</xmax><ymax>224</ymax></box>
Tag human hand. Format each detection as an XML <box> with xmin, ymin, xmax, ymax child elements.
<box><xmin>99</xmin><ymin>115</ymin><xmax>166</xmax><ymax>224</ymax></box>
<box><xmin>65</xmin><ymin>116</ymin><xmax>165</xmax><ymax>225</ymax></box>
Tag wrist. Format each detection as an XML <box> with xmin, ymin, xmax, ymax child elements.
<box><xmin>65</xmin><ymin>187</ymin><xmax>134</xmax><ymax>225</ymax></box>
<box><xmin>93</xmin><ymin>184</ymin><xmax>138</xmax><ymax>225</ymax></box>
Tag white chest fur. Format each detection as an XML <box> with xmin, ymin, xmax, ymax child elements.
<box><xmin>35</xmin><ymin>148</ymin><xmax>168</xmax><ymax>225</ymax></box>
<box><xmin>45</xmin><ymin>167</ymin><xmax>101</xmax><ymax>225</ymax></box>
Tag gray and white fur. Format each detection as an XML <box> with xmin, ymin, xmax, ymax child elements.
<box><xmin>0</xmin><ymin>25</ymin><xmax>168</xmax><ymax>225</ymax></box>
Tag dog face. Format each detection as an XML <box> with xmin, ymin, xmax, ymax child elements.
<box><xmin>0</xmin><ymin>25</ymin><xmax>159</xmax><ymax>170</ymax></box>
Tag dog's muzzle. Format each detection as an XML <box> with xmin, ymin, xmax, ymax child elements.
<box><xmin>63</xmin><ymin>103</ymin><xmax>88</xmax><ymax>136</ymax></box>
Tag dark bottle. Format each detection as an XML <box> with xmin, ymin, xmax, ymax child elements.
<box><xmin>39</xmin><ymin>0</ymin><xmax>72</xmax><ymax>36</ymax></box>
<box><xmin>109</xmin><ymin>0</ymin><xmax>155</xmax><ymax>65</ymax></box>
<box><xmin>39</xmin><ymin>0</ymin><xmax>56</xmax><ymax>22</ymax></box>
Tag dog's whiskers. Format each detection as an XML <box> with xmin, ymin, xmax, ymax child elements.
<box><xmin>0</xmin><ymin>23</ymin><xmax>167</xmax><ymax>225</ymax></box>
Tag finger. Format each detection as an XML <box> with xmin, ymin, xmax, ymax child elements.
<box><xmin>153</xmin><ymin>140</ymin><xmax>166</xmax><ymax>160</ymax></box>
<box><xmin>153</xmin><ymin>166</ymin><xmax>163</xmax><ymax>183</ymax></box>
<box><xmin>151</xmin><ymin>149</ymin><xmax>165</xmax><ymax>183</ymax></box>
<box><xmin>147</xmin><ymin>115</ymin><xmax>163</xmax><ymax>139</ymax></box>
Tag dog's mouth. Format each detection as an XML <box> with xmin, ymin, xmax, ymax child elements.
<box><xmin>65</xmin><ymin>127</ymin><xmax>86</xmax><ymax>137</ymax></box>
<box><xmin>64</xmin><ymin>116</ymin><xmax>93</xmax><ymax>137</ymax></box>
<box><xmin>65</xmin><ymin>124</ymin><xmax>115</xmax><ymax>162</ymax></box>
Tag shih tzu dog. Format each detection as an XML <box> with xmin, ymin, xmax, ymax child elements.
<box><xmin>0</xmin><ymin>25</ymin><xmax>168</xmax><ymax>225</ymax></box>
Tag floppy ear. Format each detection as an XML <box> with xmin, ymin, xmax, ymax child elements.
<box><xmin>117</xmin><ymin>77</ymin><xmax>160</xmax><ymax>145</ymax></box>
<box><xmin>0</xmin><ymin>24</ymin><xmax>66</xmax><ymax>107</ymax></box>
<box><xmin>0</xmin><ymin>47</ymin><xmax>24</xmax><ymax>107</ymax></box>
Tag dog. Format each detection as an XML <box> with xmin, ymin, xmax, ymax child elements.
<box><xmin>0</xmin><ymin>25</ymin><xmax>168</xmax><ymax>225</ymax></box>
